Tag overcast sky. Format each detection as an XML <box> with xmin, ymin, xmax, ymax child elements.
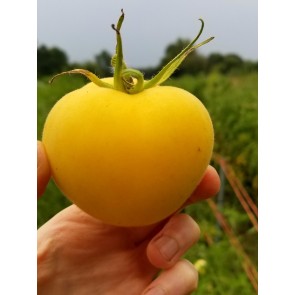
<box><xmin>37</xmin><ymin>0</ymin><xmax>257</xmax><ymax>68</ymax></box>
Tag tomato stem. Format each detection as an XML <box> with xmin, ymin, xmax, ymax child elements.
<box><xmin>112</xmin><ymin>10</ymin><xmax>125</xmax><ymax>92</ymax></box>
<box><xmin>49</xmin><ymin>11</ymin><xmax>214</xmax><ymax>95</ymax></box>
<box><xmin>121</xmin><ymin>68</ymin><xmax>144</xmax><ymax>94</ymax></box>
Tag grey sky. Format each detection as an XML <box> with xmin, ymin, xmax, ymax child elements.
<box><xmin>37</xmin><ymin>0</ymin><xmax>257</xmax><ymax>68</ymax></box>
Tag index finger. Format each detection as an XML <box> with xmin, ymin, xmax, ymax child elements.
<box><xmin>185</xmin><ymin>165</ymin><xmax>220</xmax><ymax>206</ymax></box>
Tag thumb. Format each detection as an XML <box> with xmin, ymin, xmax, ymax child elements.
<box><xmin>37</xmin><ymin>141</ymin><xmax>51</xmax><ymax>198</ymax></box>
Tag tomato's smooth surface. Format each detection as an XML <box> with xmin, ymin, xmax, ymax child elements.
<box><xmin>42</xmin><ymin>78</ymin><xmax>214</xmax><ymax>226</ymax></box>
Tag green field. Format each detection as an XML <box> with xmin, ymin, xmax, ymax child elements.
<box><xmin>37</xmin><ymin>72</ymin><xmax>258</xmax><ymax>294</ymax></box>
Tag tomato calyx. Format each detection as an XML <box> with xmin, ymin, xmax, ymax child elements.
<box><xmin>49</xmin><ymin>9</ymin><xmax>214</xmax><ymax>94</ymax></box>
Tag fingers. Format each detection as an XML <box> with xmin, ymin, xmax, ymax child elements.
<box><xmin>142</xmin><ymin>259</ymin><xmax>198</xmax><ymax>295</ymax></box>
<box><xmin>185</xmin><ymin>165</ymin><xmax>220</xmax><ymax>206</ymax></box>
<box><xmin>37</xmin><ymin>141</ymin><xmax>51</xmax><ymax>198</ymax></box>
<box><xmin>147</xmin><ymin>214</ymin><xmax>200</xmax><ymax>269</ymax></box>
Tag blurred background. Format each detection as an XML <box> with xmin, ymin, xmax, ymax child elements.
<box><xmin>37</xmin><ymin>1</ymin><xmax>258</xmax><ymax>294</ymax></box>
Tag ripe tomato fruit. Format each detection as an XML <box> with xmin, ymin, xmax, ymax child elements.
<box><xmin>42</xmin><ymin>11</ymin><xmax>215</xmax><ymax>226</ymax></box>
<box><xmin>43</xmin><ymin>78</ymin><xmax>214</xmax><ymax>226</ymax></box>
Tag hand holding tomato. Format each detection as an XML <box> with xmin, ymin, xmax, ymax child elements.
<box><xmin>38</xmin><ymin>11</ymin><xmax>219</xmax><ymax>294</ymax></box>
<box><xmin>37</xmin><ymin>141</ymin><xmax>220</xmax><ymax>295</ymax></box>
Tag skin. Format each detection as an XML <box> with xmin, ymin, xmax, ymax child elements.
<box><xmin>37</xmin><ymin>141</ymin><xmax>51</xmax><ymax>198</ymax></box>
<box><xmin>37</xmin><ymin>141</ymin><xmax>220</xmax><ymax>295</ymax></box>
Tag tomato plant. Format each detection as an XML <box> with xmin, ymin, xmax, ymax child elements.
<box><xmin>42</xmin><ymin>10</ymin><xmax>214</xmax><ymax>226</ymax></box>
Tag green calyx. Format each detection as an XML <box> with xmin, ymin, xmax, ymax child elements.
<box><xmin>50</xmin><ymin>9</ymin><xmax>214</xmax><ymax>94</ymax></box>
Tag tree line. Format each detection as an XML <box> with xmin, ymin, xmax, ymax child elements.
<box><xmin>37</xmin><ymin>39</ymin><xmax>257</xmax><ymax>78</ymax></box>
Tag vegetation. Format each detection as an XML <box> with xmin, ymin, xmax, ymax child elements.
<box><xmin>37</xmin><ymin>40</ymin><xmax>257</xmax><ymax>294</ymax></box>
<box><xmin>37</xmin><ymin>45</ymin><xmax>68</xmax><ymax>78</ymax></box>
<box><xmin>37</xmin><ymin>39</ymin><xmax>257</xmax><ymax>78</ymax></box>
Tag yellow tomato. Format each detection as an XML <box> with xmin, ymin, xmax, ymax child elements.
<box><xmin>42</xmin><ymin>78</ymin><xmax>214</xmax><ymax>226</ymax></box>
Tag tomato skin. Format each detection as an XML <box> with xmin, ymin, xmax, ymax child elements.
<box><xmin>42</xmin><ymin>78</ymin><xmax>214</xmax><ymax>226</ymax></box>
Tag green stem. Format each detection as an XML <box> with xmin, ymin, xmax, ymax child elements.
<box><xmin>112</xmin><ymin>10</ymin><xmax>125</xmax><ymax>92</ymax></box>
<box><xmin>121</xmin><ymin>69</ymin><xmax>144</xmax><ymax>94</ymax></box>
<box><xmin>49</xmin><ymin>12</ymin><xmax>214</xmax><ymax>96</ymax></box>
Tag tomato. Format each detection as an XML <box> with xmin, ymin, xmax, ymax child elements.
<box><xmin>42</xmin><ymin>11</ymin><xmax>215</xmax><ymax>226</ymax></box>
<box><xmin>43</xmin><ymin>78</ymin><xmax>213</xmax><ymax>226</ymax></box>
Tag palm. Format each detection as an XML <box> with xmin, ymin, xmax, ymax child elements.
<box><xmin>38</xmin><ymin>205</ymin><xmax>165</xmax><ymax>294</ymax></box>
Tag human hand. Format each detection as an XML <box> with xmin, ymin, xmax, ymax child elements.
<box><xmin>37</xmin><ymin>141</ymin><xmax>220</xmax><ymax>295</ymax></box>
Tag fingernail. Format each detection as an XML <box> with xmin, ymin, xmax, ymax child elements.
<box><xmin>143</xmin><ymin>286</ymin><xmax>165</xmax><ymax>295</ymax></box>
<box><xmin>154</xmin><ymin>235</ymin><xmax>179</xmax><ymax>261</ymax></box>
